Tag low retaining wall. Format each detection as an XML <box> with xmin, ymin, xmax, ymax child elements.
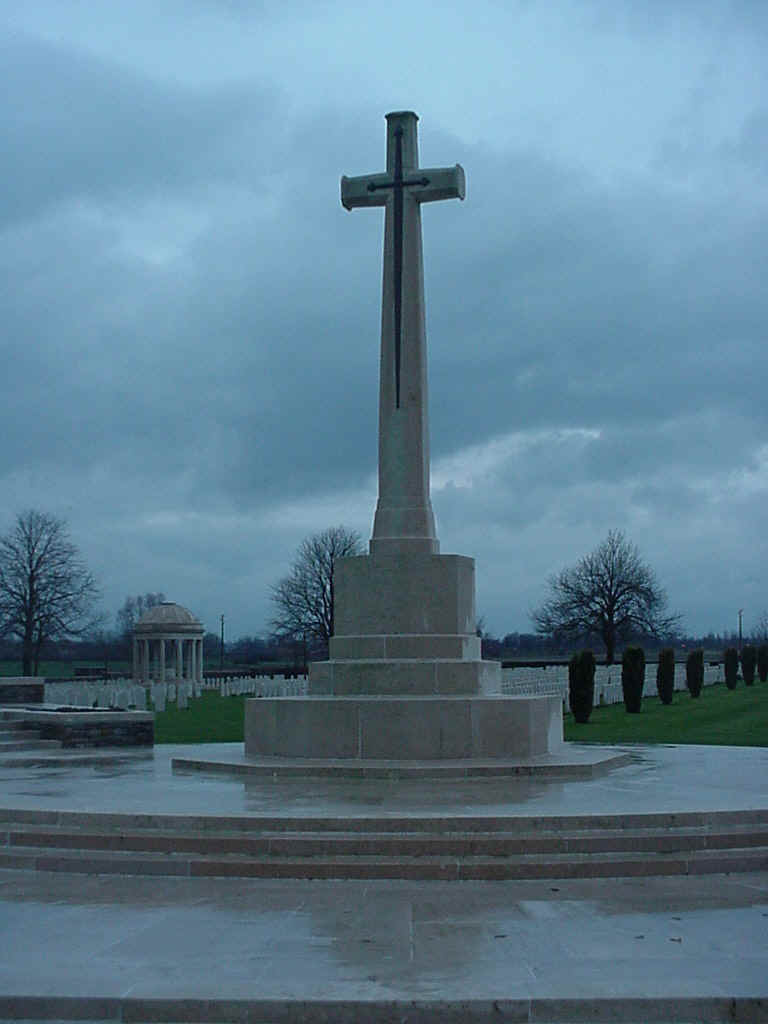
<box><xmin>0</xmin><ymin>679</ymin><xmax>44</xmax><ymax>704</ymax></box>
<box><xmin>4</xmin><ymin>707</ymin><xmax>154</xmax><ymax>747</ymax></box>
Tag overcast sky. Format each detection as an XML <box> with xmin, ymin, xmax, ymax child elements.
<box><xmin>2</xmin><ymin>0</ymin><xmax>766</xmax><ymax>642</ymax></box>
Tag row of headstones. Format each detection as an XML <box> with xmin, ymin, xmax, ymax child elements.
<box><xmin>500</xmin><ymin>663</ymin><xmax>722</xmax><ymax>713</ymax></box>
<box><xmin>43</xmin><ymin>675</ymin><xmax>309</xmax><ymax>712</ymax></box>
<box><xmin>149</xmin><ymin>675</ymin><xmax>308</xmax><ymax>711</ymax></box>
<box><xmin>44</xmin><ymin>680</ymin><xmax>150</xmax><ymax>709</ymax></box>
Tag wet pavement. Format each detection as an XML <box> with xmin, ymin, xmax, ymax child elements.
<box><xmin>0</xmin><ymin>742</ymin><xmax>766</xmax><ymax>1015</ymax></box>
<box><xmin>0</xmin><ymin>742</ymin><xmax>766</xmax><ymax>818</ymax></box>
<box><xmin>0</xmin><ymin>869</ymin><xmax>766</xmax><ymax>1004</ymax></box>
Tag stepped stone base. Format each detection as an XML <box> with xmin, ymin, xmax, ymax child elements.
<box><xmin>244</xmin><ymin>695</ymin><xmax>562</xmax><ymax>761</ymax></box>
<box><xmin>309</xmin><ymin>657</ymin><xmax>500</xmax><ymax>696</ymax></box>
<box><xmin>331</xmin><ymin>552</ymin><xmax>476</xmax><ymax>636</ymax></box>
<box><xmin>247</xmin><ymin>549</ymin><xmax>559</xmax><ymax>765</ymax></box>
<box><xmin>308</xmin><ymin>551</ymin><xmax>501</xmax><ymax>698</ymax></box>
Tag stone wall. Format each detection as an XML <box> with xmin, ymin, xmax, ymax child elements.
<box><xmin>37</xmin><ymin>717</ymin><xmax>154</xmax><ymax>748</ymax></box>
<box><xmin>0</xmin><ymin>679</ymin><xmax>45</xmax><ymax>704</ymax></box>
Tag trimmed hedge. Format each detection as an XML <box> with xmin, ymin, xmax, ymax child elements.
<box><xmin>724</xmin><ymin>647</ymin><xmax>739</xmax><ymax>690</ymax></box>
<box><xmin>758</xmin><ymin>644</ymin><xmax>768</xmax><ymax>684</ymax></box>
<box><xmin>568</xmin><ymin>650</ymin><xmax>596</xmax><ymax>724</ymax></box>
<box><xmin>656</xmin><ymin>647</ymin><xmax>675</xmax><ymax>705</ymax></box>
<box><xmin>686</xmin><ymin>649</ymin><xmax>704</xmax><ymax>698</ymax></box>
<box><xmin>621</xmin><ymin>646</ymin><xmax>645</xmax><ymax>713</ymax></box>
<box><xmin>741</xmin><ymin>645</ymin><xmax>756</xmax><ymax>687</ymax></box>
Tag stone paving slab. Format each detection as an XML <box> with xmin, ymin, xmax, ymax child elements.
<box><xmin>0</xmin><ymin>995</ymin><xmax>766</xmax><ymax>1022</ymax></box>
<box><xmin>0</xmin><ymin>743</ymin><xmax>766</xmax><ymax>1018</ymax></box>
<box><xmin>172</xmin><ymin>748</ymin><xmax>631</xmax><ymax>780</ymax></box>
<box><xmin>0</xmin><ymin>743</ymin><xmax>767</xmax><ymax>819</ymax></box>
<box><xmin>0</xmin><ymin>871</ymin><xmax>766</xmax><ymax>1014</ymax></box>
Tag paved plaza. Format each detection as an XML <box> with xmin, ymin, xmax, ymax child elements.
<box><xmin>0</xmin><ymin>742</ymin><xmax>766</xmax><ymax>1020</ymax></box>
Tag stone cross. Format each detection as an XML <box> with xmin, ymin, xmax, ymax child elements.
<box><xmin>341</xmin><ymin>111</ymin><xmax>465</xmax><ymax>557</ymax></box>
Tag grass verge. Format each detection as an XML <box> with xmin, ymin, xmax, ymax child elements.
<box><xmin>564</xmin><ymin>680</ymin><xmax>767</xmax><ymax>746</ymax></box>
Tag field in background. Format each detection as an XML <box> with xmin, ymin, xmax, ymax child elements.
<box><xmin>0</xmin><ymin>659</ymin><xmax>131</xmax><ymax>678</ymax></box>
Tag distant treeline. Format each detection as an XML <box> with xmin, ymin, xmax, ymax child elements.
<box><xmin>0</xmin><ymin>628</ymin><xmax>753</xmax><ymax>674</ymax></box>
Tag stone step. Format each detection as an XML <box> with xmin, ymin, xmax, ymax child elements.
<box><xmin>0</xmin><ymin>841</ymin><xmax>765</xmax><ymax>880</ymax></box>
<box><xmin>1</xmin><ymin>806</ymin><xmax>766</xmax><ymax>833</ymax></box>
<box><xmin>0</xmin><ymin>750</ymin><xmax>152</xmax><ymax>769</ymax></box>
<box><xmin>4</xmin><ymin>824</ymin><xmax>768</xmax><ymax>858</ymax></box>
<box><xmin>0</xmin><ymin>726</ymin><xmax>43</xmax><ymax>739</ymax></box>
<box><xmin>0</xmin><ymin>995</ymin><xmax>763</xmax><ymax>1024</ymax></box>
<box><xmin>0</xmin><ymin>739</ymin><xmax>60</xmax><ymax>752</ymax></box>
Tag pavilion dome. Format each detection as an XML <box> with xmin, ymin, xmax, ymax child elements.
<box><xmin>134</xmin><ymin>602</ymin><xmax>204</xmax><ymax>636</ymax></box>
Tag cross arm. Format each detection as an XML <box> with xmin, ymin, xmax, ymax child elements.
<box><xmin>341</xmin><ymin>174</ymin><xmax>389</xmax><ymax>210</ymax></box>
<box><xmin>414</xmin><ymin>164</ymin><xmax>466</xmax><ymax>204</ymax></box>
<box><xmin>341</xmin><ymin>163</ymin><xmax>466</xmax><ymax>210</ymax></box>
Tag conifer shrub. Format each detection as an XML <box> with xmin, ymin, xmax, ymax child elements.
<box><xmin>568</xmin><ymin>649</ymin><xmax>596</xmax><ymax>724</ymax></box>
<box><xmin>724</xmin><ymin>647</ymin><xmax>739</xmax><ymax>690</ymax></box>
<box><xmin>686</xmin><ymin>649</ymin><xmax>704</xmax><ymax>698</ymax></box>
<box><xmin>656</xmin><ymin>647</ymin><xmax>675</xmax><ymax>705</ymax></box>
<box><xmin>758</xmin><ymin>644</ymin><xmax>768</xmax><ymax>683</ymax></box>
<box><xmin>621</xmin><ymin>646</ymin><xmax>645</xmax><ymax>713</ymax></box>
<box><xmin>741</xmin><ymin>645</ymin><xmax>756</xmax><ymax>686</ymax></box>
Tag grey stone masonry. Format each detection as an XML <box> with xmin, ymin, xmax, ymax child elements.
<box><xmin>243</xmin><ymin>113</ymin><xmax>561</xmax><ymax>764</ymax></box>
<box><xmin>0</xmin><ymin>680</ymin><xmax>44</xmax><ymax>704</ymax></box>
<box><xmin>2</xmin><ymin>708</ymin><xmax>153</xmax><ymax>748</ymax></box>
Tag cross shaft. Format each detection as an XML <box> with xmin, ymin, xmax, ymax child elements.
<box><xmin>340</xmin><ymin>111</ymin><xmax>464</xmax><ymax>557</ymax></box>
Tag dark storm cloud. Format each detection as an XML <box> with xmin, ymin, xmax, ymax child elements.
<box><xmin>425</xmin><ymin>144</ymin><xmax>768</xmax><ymax>464</ymax></box>
<box><xmin>1</xmin><ymin>35</ymin><xmax>281</xmax><ymax>227</ymax></box>
<box><xmin>1</xmin><ymin>1</ymin><xmax>766</xmax><ymax>637</ymax></box>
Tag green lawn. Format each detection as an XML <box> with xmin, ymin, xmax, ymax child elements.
<box><xmin>564</xmin><ymin>681</ymin><xmax>768</xmax><ymax>746</ymax></box>
<box><xmin>153</xmin><ymin>680</ymin><xmax>768</xmax><ymax>747</ymax></box>
<box><xmin>154</xmin><ymin>690</ymin><xmax>248</xmax><ymax>743</ymax></box>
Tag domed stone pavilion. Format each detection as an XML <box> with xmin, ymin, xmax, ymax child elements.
<box><xmin>132</xmin><ymin>602</ymin><xmax>205</xmax><ymax>684</ymax></box>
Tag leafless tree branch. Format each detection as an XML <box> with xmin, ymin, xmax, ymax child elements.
<box><xmin>530</xmin><ymin>529</ymin><xmax>681</xmax><ymax>664</ymax></box>
<box><xmin>269</xmin><ymin>525</ymin><xmax>363</xmax><ymax>651</ymax></box>
<box><xmin>0</xmin><ymin>509</ymin><xmax>101</xmax><ymax>674</ymax></box>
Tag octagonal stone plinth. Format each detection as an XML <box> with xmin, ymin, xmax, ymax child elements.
<box><xmin>244</xmin><ymin>695</ymin><xmax>563</xmax><ymax>761</ymax></box>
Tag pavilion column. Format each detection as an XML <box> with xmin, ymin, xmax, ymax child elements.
<box><xmin>160</xmin><ymin>639</ymin><xmax>166</xmax><ymax>684</ymax></box>
<box><xmin>132</xmin><ymin>638</ymin><xmax>139</xmax><ymax>682</ymax></box>
<box><xmin>197</xmin><ymin>639</ymin><xmax>204</xmax><ymax>682</ymax></box>
<box><xmin>176</xmin><ymin>638</ymin><xmax>183</xmax><ymax>680</ymax></box>
<box><xmin>189</xmin><ymin>639</ymin><xmax>196</xmax><ymax>685</ymax></box>
<box><xmin>143</xmin><ymin>640</ymin><xmax>150</xmax><ymax>682</ymax></box>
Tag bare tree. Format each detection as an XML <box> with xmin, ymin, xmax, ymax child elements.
<box><xmin>270</xmin><ymin>526</ymin><xmax>363</xmax><ymax>651</ymax></box>
<box><xmin>530</xmin><ymin>529</ymin><xmax>680</xmax><ymax>664</ymax></box>
<box><xmin>751</xmin><ymin>611</ymin><xmax>768</xmax><ymax>642</ymax></box>
<box><xmin>0</xmin><ymin>510</ymin><xmax>101</xmax><ymax>675</ymax></box>
<box><xmin>115</xmin><ymin>592</ymin><xmax>166</xmax><ymax>638</ymax></box>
